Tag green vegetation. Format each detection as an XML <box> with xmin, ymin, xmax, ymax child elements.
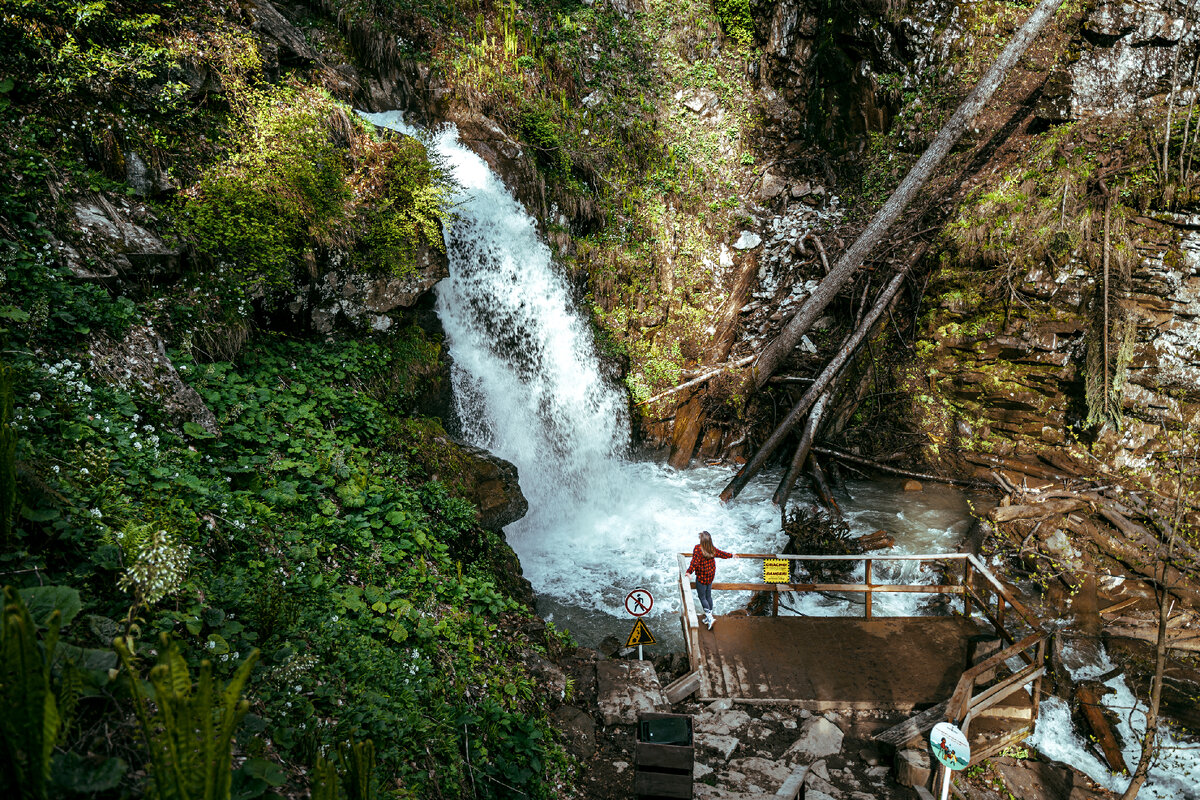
<box><xmin>0</xmin><ymin>2</ymin><xmax>569</xmax><ymax>798</ymax></box>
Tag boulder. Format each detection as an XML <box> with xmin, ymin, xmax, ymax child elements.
<box><xmin>903</xmin><ymin>480</ymin><xmax>923</xmax><ymax>492</ymax></box>
<box><xmin>551</xmin><ymin>705</ymin><xmax>596</xmax><ymax>760</ymax></box>
<box><xmin>594</xmin><ymin>661</ymin><xmax>667</xmax><ymax>725</ymax></box>
<box><xmin>727</xmin><ymin>757</ymin><xmax>790</xmax><ymax>789</ymax></box>
<box><xmin>783</xmin><ymin>716</ymin><xmax>844</xmax><ymax>765</ymax></box>
<box><xmin>759</xmin><ymin>172</ymin><xmax>788</xmax><ymax>200</ymax></box>
<box><xmin>894</xmin><ymin>748</ymin><xmax>931</xmax><ymax>788</ymax></box>
<box><xmin>243</xmin><ymin>0</ymin><xmax>316</xmax><ymax>64</ymax></box>
<box><xmin>448</xmin><ymin>442</ymin><xmax>528</xmax><ymax>531</ymax></box>
<box><xmin>694</xmin><ymin>732</ymin><xmax>739</xmax><ymax>760</ymax></box>
<box><xmin>733</xmin><ymin>231</ymin><xmax>762</xmax><ymax>250</ymax></box>
<box><xmin>520</xmin><ymin>650</ymin><xmax>567</xmax><ymax>704</ymax></box>
<box><xmin>696</xmin><ymin>707</ymin><xmax>752</xmax><ymax>736</ymax></box>
<box><xmin>89</xmin><ymin>326</ymin><xmax>218</xmax><ymax>435</ymax></box>
<box><xmin>69</xmin><ymin>198</ymin><xmax>180</xmax><ymax>279</ymax></box>
<box><xmin>298</xmin><ymin>246</ymin><xmax>449</xmax><ymax>334</ymax></box>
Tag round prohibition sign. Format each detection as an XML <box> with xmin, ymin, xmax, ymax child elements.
<box><xmin>624</xmin><ymin>589</ymin><xmax>653</xmax><ymax>617</ymax></box>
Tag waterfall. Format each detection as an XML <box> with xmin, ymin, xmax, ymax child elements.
<box><xmin>360</xmin><ymin>112</ymin><xmax>971</xmax><ymax>643</ymax></box>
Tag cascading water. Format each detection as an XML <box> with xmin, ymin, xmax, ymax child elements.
<box><xmin>359</xmin><ymin>111</ymin><xmax>1200</xmax><ymax>795</ymax></box>
<box><xmin>360</xmin><ymin>111</ymin><xmax>972</xmax><ymax>644</ymax></box>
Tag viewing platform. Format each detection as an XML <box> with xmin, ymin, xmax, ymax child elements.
<box><xmin>675</xmin><ymin>552</ymin><xmax>1048</xmax><ymax>766</ymax></box>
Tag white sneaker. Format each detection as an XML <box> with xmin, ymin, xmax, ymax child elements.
<box><xmin>704</xmin><ymin>614</ymin><xmax>714</xmax><ymax>630</ymax></box>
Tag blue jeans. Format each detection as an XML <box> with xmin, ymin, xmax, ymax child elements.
<box><xmin>697</xmin><ymin>582</ymin><xmax>713</xmax><ymax>615</ymax></box>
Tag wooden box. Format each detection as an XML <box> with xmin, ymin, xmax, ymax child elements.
<box><xmin>634</xmin><ymin>712</ymin><xmax>694</xmax><ymax>800</ymax></box>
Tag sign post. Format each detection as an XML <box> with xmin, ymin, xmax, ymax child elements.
<box><xmin>624</xmin><ymin>589</ymin><xmax>655</xmax><ymax>660</ymax></box>
<box><xmin>929</xmin><ymin>721</ymin><xmax>970</xmax><ymax>800</ymax></box>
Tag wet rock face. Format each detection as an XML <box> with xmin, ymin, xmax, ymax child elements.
<box><xmin>448</xmin><ymin>442</ymin><xmax>529</xmax><ymax>531</ymax></box>
<box><xmin>89</xmin><ymin>326</ymin><xmax>219</xmax><ymax>434</ymax></box>
<box><xmin>1040</xmin><ymin>0</ymin><xmax>1198</xmax><ymax>121</ymax></box>
<box><xmin>928</xmin><ymin>210</ymin><xmax>1200</xmax><ymax>478</ymax></box>
<box><xmin>291</xmin><ymin>245</ymin><xmax>450</xmax><ymax>334</ymax></box>
<box><xmin>65</xmin><ymin>197</ymin><xmax>181</xmax><ymax>281</ymax></box>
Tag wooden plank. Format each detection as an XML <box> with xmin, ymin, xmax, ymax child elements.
<box><xmin>948</xmin><ymin>633</ymin><xmax>1046</xmax><ymax>722</ymax></box>
<box><xmin>774</xmin><ymin>764</ymin><xmax>809</xmax><ymax>799</ymax></box>
<box><xmin>663</xmin><ymin>671</ymin><xmax>701</xmax><ymax>704</ymax></box>
<box><xmin>634</xmin><ymin>770</ymin><xmax>693</xmax><ymax>799</ymax></box>
<box><xmin>1099</xmin><ymin>597</ymin><xmax>1140</xmax><ymax>616</ymax></box>
<box><xmin>1076</xmin><ymin>684</ymin><xmax>1128</xmax><ymax>774</ymax></box>
<box><xmin>965</xmin><ymin>554</ymin><xmax>1039</xmax><ymax>628</ymax></box>
<box><xmin>865</xmin><ymin>559</ymin><xmax>873</xmax><ymax>619</ymax></box>
<box><xmin>636</xmin><ymin>742</ymin><xmax>695</xmax><ymax>772</ymax></box>
<box><xmin>963</xmin><ymin>666</ymin><xmax>1044</xmax><ymax>724</ymax></box>
<box><xmin>874</xmin><ymin>700</ymin><xmax>950</xmax><ymax>750</ymax></box>
<box><xmin>1104</xmin><ymin>626</ymin><xmax>1200</xmax><ymax>652</ymax></box>
<box><xmin>732</xmin><ymin>654</ymin><xmax>752</xmax><ymax>698</ymax></box>
<box><xmin>704</xmin><ymin>582</ymin><xmax>965</xmax><ymax>594</ymax></box>
<box><xmin>681</xmin><ymin>552</ymin><xmax>970</xmax><ymax>562</ymax></box>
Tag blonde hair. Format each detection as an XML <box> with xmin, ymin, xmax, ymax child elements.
<box><xmin>699</xmin><ymin>530</ymin><xmax>715</xmax><ymax>558</ymax></box>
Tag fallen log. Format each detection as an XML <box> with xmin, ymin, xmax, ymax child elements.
<box><xmin>721</xmin><ymin>269</ymin><xmax>911</xmax><ymax>502</ymax></box>
<box><xmin>1075</xmin><ymin>683</ymin><xmax>1129</xmax><ymax>774</ymax></box>
<box><xmin>809</xmin><ymin>454</ymin><xmax>841</xmax><ymax>516</ymax></box>
<box><xmin>747</xmin><ymin>0</ymin><xmax>1067</xmax><ymax>391</ymax></box>
<box><xmin>1062</xmin><ymin>515</ymin><xmax>1200</xmax><ymax>607</ymax></box>
<box><xmin>813</xmin><ymin>446</ymin><xmax>992</xmax><ymax>489</ymax></box>
<box><xmin>989</xmin><ymin>499</ymin><xmax>1091</xmax><ymax>523</ymax></box>
<box><xmin>635</xmin><ymin>354</ymin><xmax>755</xmax><ymax>407</ymax></box>
<box><xmin>1103</xmin><ymin>626</ymin><xmax>1200</xmax><ymax>653</ymax></box>
<box><xmin>773</xmin><ymin>389</ymin><xmax>832</xmax><ymax>507</ymax></box>
<box><xmin>856</xmin><ymin>530</ymin><xmax>896</xmax><ymax>551</ymax></box>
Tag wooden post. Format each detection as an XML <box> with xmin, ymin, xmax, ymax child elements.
<box><xmin>772</xmin><ymin>592</ymin><xmax>779</xmax><ymax>617</ymax></box>
<box><xmin>996</xmin><ymin>595</ymin><xmax>1006</xmax><ymax>635</ymax></box>
<box><xmin>865</xmin><ymin>559</ymin><xmax>873</xmax><ymax>619</ymax></box>
<box><xmin>1032</xmin><ymin>636</ymin><xmax>1047</xmax><ymax>721</ymax></box>
<box><xmin>963</xmin><ymin>560</ymin><xmax>974</xmax><ymax>619</ymax></box>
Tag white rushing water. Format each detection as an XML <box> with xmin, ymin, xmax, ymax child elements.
<box><xmin>1027</xmin><ymin>638</ymin><xmax>1200</xmax><ymax>798</ymax></box>
<box><xmin>360</xmin><ymin>111</ymin><xmax>971</xmax><ymax>646</ymax></box>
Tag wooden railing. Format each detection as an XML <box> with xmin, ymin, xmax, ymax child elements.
<box><xmin>677</xmin><ymin>550</ymin><xmax>1050</xmax><ymax>763</ymax></box>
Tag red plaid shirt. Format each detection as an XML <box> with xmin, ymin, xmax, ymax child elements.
<box><xmin>686</xmin><ymin>544</ymin><xmax>732</xmax><ymax>584</ymax></box>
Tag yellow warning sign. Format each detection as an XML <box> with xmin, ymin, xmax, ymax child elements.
<box><xmin>626</xmin><ymin>618</ymin><xmax>657</xmax><ymax>647</ymax></box>
<box><xmin>763</xmin><ymin>558</ymin><xmax>790</xmax><ymax>584</ymax></box>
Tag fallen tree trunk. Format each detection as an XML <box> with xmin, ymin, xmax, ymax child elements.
<box><xmin>988</xmin><ymin>498</ymin><xmax>1091</xmax><ymax>523</ymax></box>
<box><xmin>720</xmin><ymin>269</ymin><xmax>911</xmax><ymax>502</ymax></box>
<box><xmin>1076</xmin><ymin>683</ymin><xmax>1129</xmax><ymax>774</ymax></box>
<box><xmin>773</xmin><ymin>389</ymin><xmax>832</xmax><ymax>507</ymax></box>
<box><xmin>809</xmin><ymin>454</ymin><xmax>841</xmax><ymax>516</ymax></box>
<box><xmin>747</xmin><ymin>0</ymin><xmax>1066</xmax><ymax>391</ymax></box>
<box><xmin>815</xmin><ymin>446</ymin><xmax>993</xmax><ymax>489</ymax></box>
<box><xmin>636</xmin><ymin>355</ymin><xmax>755</xmax><ymax>407</ymax></box>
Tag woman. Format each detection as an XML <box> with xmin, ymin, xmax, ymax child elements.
<box><xmin>685</xmin><ymin>531</ymin><xmax>736</xmax><ymax>630</ymax></box>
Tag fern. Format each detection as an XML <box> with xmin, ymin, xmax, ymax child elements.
<box><xmin>0</xmin><ymin>586</ymin><xmax>62</xmax><ymax>800</ymax></box>
<box><xmin>115</xmin><ymin>634</ymin><xmax>260</xmax><ymax>800</ymax></box>
<box><xmin>0</xmin><ymin>361</ymin><xmax>16</xmax><ymax>544</ymax></box>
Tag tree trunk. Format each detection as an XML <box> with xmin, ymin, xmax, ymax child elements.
<box><xmin>721</xmin><ymin>268</ymin><xmax>911</xmax><ymax>502</ymax></box>
<box><xmin>747</xmin><ymin>0</ymin><xmax>1066</xmax><ymax>392</ymax></box>
<box><xmin>773</xmin><ymin>389</ymin><xmax>831</xmax><ymax>507</ymax></box>
<box><xmin>1120</xmin><ymin>448</ymin><xmax>1187</xmax><ymax>799</ymax></box>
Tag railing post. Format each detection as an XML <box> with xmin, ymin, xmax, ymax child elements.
<box><xmin>864</xmin><ymin>559</ymin><xmax>873</xmax><ymax>620</ymax></box>
<box><xmin>772</xmin><ymin>592</ymin><xmax>779</xmax><ymax>617</ymax></box>
<box><xmin>963</xmin><ymin>559</ymin><xmax>974</xmax><ymax>619</ymax></box>
<box><xmin>1032</xmin><ymin>634</ymin><xmax>1047</xmax><ymax>722</ymax></box>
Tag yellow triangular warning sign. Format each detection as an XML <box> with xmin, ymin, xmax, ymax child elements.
<box><xmin>626</xmin><ymin>618</ymin><xmax>657</xmax><ymax>647</ymax></box>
